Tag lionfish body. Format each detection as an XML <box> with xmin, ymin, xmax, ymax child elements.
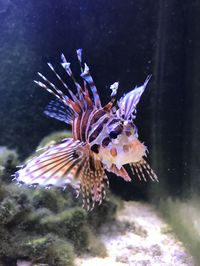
<box><xmin>15</xmin><ymin>49</ymin><xmax>158</xmax><ymax>210</ymax></box>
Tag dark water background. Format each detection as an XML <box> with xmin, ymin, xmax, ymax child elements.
<box><xmin>0</xmin><ymin>0</ymin><xmax>199</xmax><ymax>201</ymax></box>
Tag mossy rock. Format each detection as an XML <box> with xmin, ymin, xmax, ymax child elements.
<box><xmin>37</xmin><ymin>130</ymin><xmax>72</xmax><ymax>150</ymax></box>
<box><xmin>0</xmin><ymin>197</ymin><xmax>20</xmax><ymax>225</ymax></box>
<box><xmin>46</xmin><ymin>237</ymin><xmax>75</xmax><ymax>266</ymax></box>
<box><xmin>87</xmin><ymin>193</ymin><xmax>122</xmax><ymax>232</ymax></box>
<box><xmin>31</xmin><ymin>188</ymin><xmax>72</xmax><ymax>213</ymax></box>
<box><xmin>16</xmin><ymin>233</ymin><xmax>75</xmax><ymax>266</ymax></box>
<box><xmin>86</xmin><ymin>230</ymin><xmax>107</xmax><ymax>257</ymax></box>
<box><xmin>25</xmin><ymin>130</ymin><xmax>72</xmax><ymax>161</ymax></box>
<box><xmin>39</xmin><ymin>207</ymin><xmax>90</xmax><ymax>252</ymax></box>
<box><xmin>0</xmin><ymin>147</ymin><xmax>18</xmax><ymax>169</ymax></box>
<box><xmin>0</xmin><ymin>146</ymin><xmax>19</xmax><ymax>183</ymax></box>
<box><xmin>0</xmin><ymin>184</ymin><xmax>32</xmax><ymax>226</ymax></box>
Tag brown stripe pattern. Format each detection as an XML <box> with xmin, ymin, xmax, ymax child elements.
<box><xmin>14</xmin><ymin>49</ymin><xmax>158</xmax><ymax>211</ymax></box>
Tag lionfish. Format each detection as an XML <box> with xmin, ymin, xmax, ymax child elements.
<box><xmin>15</xmin><ymin>49</ymin><xmax>158</xmax><ymax>210</ymax></box>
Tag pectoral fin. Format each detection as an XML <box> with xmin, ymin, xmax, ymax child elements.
<box><xmin>15</xmin><ymin>138</ymin><xmax>84</xmax><ymax>189</ymax></box>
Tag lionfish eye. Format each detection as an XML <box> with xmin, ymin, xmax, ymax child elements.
<box><xmin>91</xmin><ymin>144</ymin><xmax>100</xmax><ymax>154</ymax></box>
<box><xmin>109</xmin><ymin>124</ymin><xmax>123</xmax><ymax>139</ymax></box>
<box><xmin>109</xmin><ymin>131</ymin><xmax>118</xmax><ymax>139</ymax></box>
<box><xmin>102</xmin><ymin>137</ymin><xmax>111</xmax><ymax>147</ymax></box>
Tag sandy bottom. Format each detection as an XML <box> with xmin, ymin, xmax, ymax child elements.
<box><xmin>75</xmin><ymin>201</ymin><xmax>195</xmax><ymax>266</ymax></box>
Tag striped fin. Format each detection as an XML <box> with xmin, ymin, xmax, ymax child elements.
<box><xmin>47</xmin><ymin>62</ymin><xmax>81</xmax><ymax>106</ymax></box>
<box><xmin>107</xmin><ymin>164</ymin><xmax>131</xmax><ymax>182</ymax></box>
<box><xmin>34</xmin><ymin>72</ymin><xmax>81</xmax><ymax>114</ymax></box>
<box><xmin>103</xmin><ymin>81</ymin><xmax>119</xmax><ymax>112</ymax></box>
<box><xmin>76</xmin><ymin>48</ymin><xmax>83</xmax><ymax>65</ymax></box>
<box><xmin>61</xmin><ymin>53</ymin><xmax>92</xmax><ymax>110</ymax></box>
<box><xmin>81</xmin><ymin>63</ymin><xmax>101</xmax><ymax>108</ymax></box>
<box><xmin>44</xmin><ymin>99</ymin><xmax>74</xmax><ymax>124</ymax></box>
<box><xmin>36</xmin><ymin>50</ymin><xmax>97</xmax><ymax>114</ymax></box>
<box><xmin>14</xmin><ymin>138</ymin><xmax>108</xmax><ymax>210</ymax></box>
<box><xmin>79</xmin><ymin>153</ymin><xmax>107</xmax><ymax>210</ymax></box>
<box><xmin>76</xmin><ymin>49</ymin><xmax>93</xmax><ymax>108</ymax></box>
<box><xmin>60</xmin><ymin>55</ymin><xmax>83</xmax><ymax>99</ymax></box>
<box><xmin>15</xmin><ymin>139</ymin><xmax>85</xmax><ymax>189</ymax></box>
<box><xmin>117</xmin><ymin>75</ymin><xmax>151</xmax><ymax>120</ymax></box>
<box><xmin>76</xmin><ymin>48</ymin><xmax>85</xmax><ymax>81</ymax></box>
<box><xmin>130</xmin><ymin>159</ymin><xmax>158</xmax><ymax>182</ymax></box>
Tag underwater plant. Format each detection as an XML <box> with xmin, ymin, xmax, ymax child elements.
<box><xmin>15</xmin><ymin>49</ymin><xmax>158</xmax><ymax>211</ymax></box>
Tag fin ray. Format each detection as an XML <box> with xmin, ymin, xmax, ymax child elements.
<box><xmin>117</xmin><ymin>75</ymin><xmax>151</xmax><ymax>120</ymax></box>
<box><xmin>44</xmin><ymin>99</ymin><xmax>74</xmax><ymax>124</ymax></box>
<box><xmin>15</xmin><ymin>139</ymin><xmax>84</xmax><ymax>188</ymax></box>
<box><xmin>130</xmin><ymin>159</ymin><xmax>158</xmax><ymax>182</ymax></box>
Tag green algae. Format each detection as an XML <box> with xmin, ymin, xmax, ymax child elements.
<box><xmin>0</xmin><ymin>146</ymin><xmax>19</xmax><ymax>183</ymax></box>
<box><xmin>37</xmin><ymin>131</ymin><xmax>72</xmax><ymax>150</ymax></box>
<box><xmin>17</xmin><ymin>234</ymin><xmax>74</xmax><ymax>266</ymax></box>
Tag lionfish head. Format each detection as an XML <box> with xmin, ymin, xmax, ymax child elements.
<box><xmin>99</xmin><ymin>75</ymin><xmax>154</xmax><ymax>178</ymax></box>
<box><xmin>98</xmin><ymin>119</ymin><xmax>147</xmax><ymax>170</ymax></box>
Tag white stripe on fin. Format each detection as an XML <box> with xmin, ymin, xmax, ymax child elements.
<box><xmin>15</xmin><ymin>138</ymin><xmax>84</xmax><ymax>189</ymax></box>
<box><xmin>117</xmin><ymin>75</ymin><xmax>151</xmax><ymax>120</ymax></box>
<box><xmin>81</xmin><ymin>63</ymin><xmax>101</xmax><ymax>108</ymax></box>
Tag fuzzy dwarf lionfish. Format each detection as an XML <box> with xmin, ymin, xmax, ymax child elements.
<box><xmin>15</xmin><ymin>49</ymin><xmax>158</xmax><ymax>210</ymax></box>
